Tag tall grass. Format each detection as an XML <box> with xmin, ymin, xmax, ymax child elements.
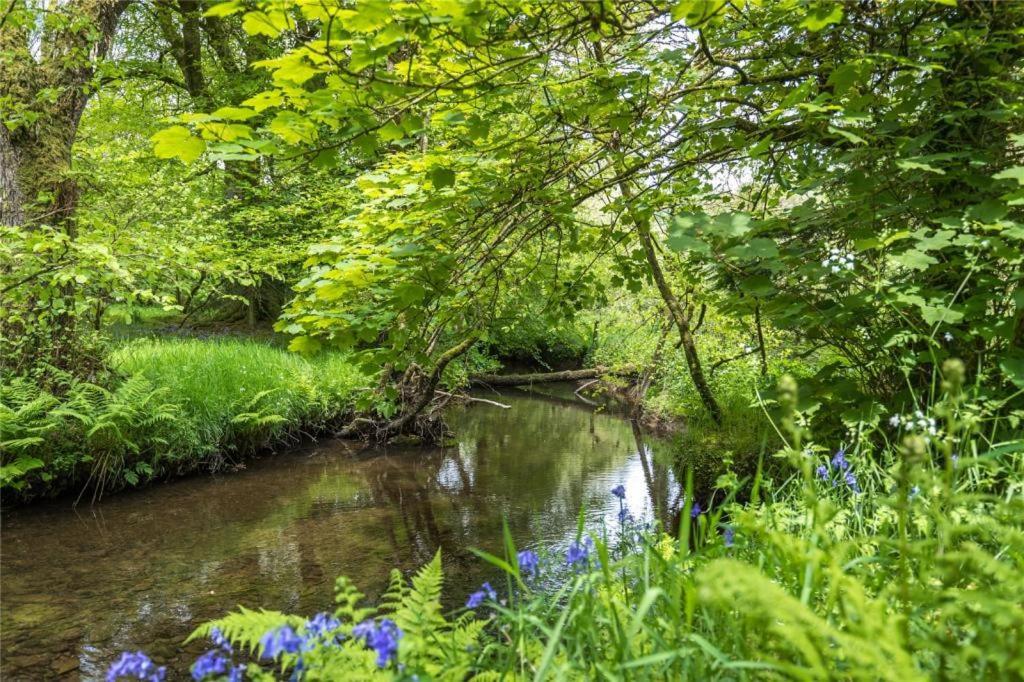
<box><xmin>1</xmin><ymin>338</ymin><xmax>368</xmax><ymax>499</ymax></box>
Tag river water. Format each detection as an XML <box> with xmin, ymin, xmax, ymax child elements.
<box><xmin>0</xmin><ymin>385</ymin><xmax>682</xmax><ymax>680</ymax></box>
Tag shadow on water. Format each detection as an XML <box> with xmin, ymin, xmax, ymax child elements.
<box><xmin>0</xmin><ymin>385</ymin><xmax>683</xmax><ymax>680</ymax></box>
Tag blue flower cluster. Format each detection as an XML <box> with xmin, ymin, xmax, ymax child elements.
<box><xmin>816</xmin><ymin>448</ymin><xmax>860</xmax><ymax>493</ymax></box>
<box><xmin>110</xmin><ymin>611</ymin><xmax>365</xmax><ymax>681</ymax></box>
<box><xmin>352</xmin><ymin>618</ymin><xmax>402</xmax><ymax>668</ymax></box>
<box><xmin>191</xmin><ymin>626</ymin><xmax>244</xmax><ymax>681</ymax></box>
<box><xmin>518</xmin><ymin>549</ymin><xmax>540</xmax><ymax>578</ymax></box>
<box><xmin>566</xmin><ymin>537</ymin><xmax>593</xmax><ymax>567</ymax></box>
<box><xmin>465</xmin><ymin>581</ymin><xmax>497</xmax><ymax>609</ymax></box>
<box><xmin>107</xmin><ymin>651</ymin><xmax>166</xmax><ymax>682</ymax></box>
<box><xmin>260</xmin><ymin>625</ymin><xmax>303</xmax><ymax>658</ymax></box>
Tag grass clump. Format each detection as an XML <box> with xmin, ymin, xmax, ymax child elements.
<box><xmin>0</xmin><ymin>338</ymin><xmax>367</xmax><ymax>500</ymax></box>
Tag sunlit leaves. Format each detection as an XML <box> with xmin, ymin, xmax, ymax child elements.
<box><xmin>800</xmin><ymin>3</ymin><xmax>843</xmax><ymax>31</ymax></box>
<box><xmin>150</xmin><ymin>126</ymin><xmax>206</xmax><ymax>163</ymax></box>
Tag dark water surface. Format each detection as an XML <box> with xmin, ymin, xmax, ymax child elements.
<box><xmin>1</xmin><ymin>386</ymin><xmax>682</xmax><ymax>680</ymax></box>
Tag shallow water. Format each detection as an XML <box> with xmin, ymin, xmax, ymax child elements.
<box><xmin>0</xmin><ymin>385</ymin><xmax>682</xmax><ymax>680</ymax></box>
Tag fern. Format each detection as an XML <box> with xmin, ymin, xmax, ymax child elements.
<box><xmin>189</xmin><ymin>607</ymin><xmax>304</xmax><ymax>657</ymax></box>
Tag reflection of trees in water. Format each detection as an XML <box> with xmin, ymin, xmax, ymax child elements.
<box><xmin>2</xmin><ymin>391</ymin><xmax>684</xmax><ymax>678</ymax></box>
<box><xmin>631</xmin><ymin>421</ymin><xmax>682</xmax><ymax>533</ymax></box>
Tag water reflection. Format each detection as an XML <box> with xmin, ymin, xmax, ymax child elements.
<box><xmin>1</xmin><ymin>386</ymin><xmax>681</xmax><ymax>680</ymax></box>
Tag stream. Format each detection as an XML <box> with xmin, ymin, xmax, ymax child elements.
<box><xmin>0</xmin><ymin>385</ymin><xmax>684</xmax><ymax>680</ymax></box>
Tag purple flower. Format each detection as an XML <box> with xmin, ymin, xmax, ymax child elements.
<box><xmin>191</xmin><ymin>650</ymin><xmax>229</xmax><ymax>681</ymax></box>
<box><xmin>832</xmin><ymin>449</ymin><xmax>849</xmax><ymax>471</ymax></box>
<box><xmin>107</xmin><ymin>652</ymin><xmax>166</xmax><ymax>682</ymax></box>
<box><xmin>518</xmin><ymin>550</ymin><xmax>540</xmax><ymax>578</ymax></box>
<box><xmin>816</xmin><ymin>464</ymin><xmax>829</xmax><ymax>481</ymax></box>
<box><xmin>844</xmin><ymin>471</ymin><xmax>860</xmax><ymax>493</ymax></box>
<box><xmin>723</xmin><ymin>526</ymin><xmax>735</xmax><ymax>547</ymax></box>
<box><xmin>617</xmin><ymin>507</ymin><xmax>633</xmax><ymax>524</ymax></box>
<box><xmin>690</xmin><ymin>501</ymin><xmax>703</xmax><ymax>518</ymax></box>
<box><xmin>465</xmin><ymin>582</ymin><xmax>497</xmax><ymax>609</ymax></box>
<box><xmin>305</xmin><ymin>612</ymin><xmax>342</xmax><ymax>639</ymax></box>
<box><xmin>209</xmin><ymin>627</ymin><xmax>232</xmax><ymax>653</ymax></box>
<box><xmin>353</xmin><ymin>618</ymin><xmax>402</xmax><ymax>668</ymax></box>
<box><xmin>566</xmin><ymin>537</ymin><xmax>593</xmax><ymax>567</ymax></box>
<box><xmin>611</xmin><ymin>484</ymin><xmax>626</xmax><ymax>499</ymax></box>
<box><xmin>227</xmin><ymin>666</ymin><xmax>245</xmax><ymax>682</ymax></box>
<box><xmin>260</xmin><ymin>625</ymin><xmax>302</xmax><ymax>659</ymax></box>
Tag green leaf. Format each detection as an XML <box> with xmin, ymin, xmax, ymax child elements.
<box><xmin>829</xmin><ymin>126</ymin><xmax>867</xmax><ymax>146</ymax></box>
<box><xmin>801</xmin><ymin>4</ymin><xmax>843</xmax><ymax>31</ymax></box>
<box><xmin>151</xmin><ymin>126</ymin><xmax>205</xmax><ymax>163</ymax></box>
<box><xmin>1001</xmin><ymin>351</ymin><xmax>1024</xmax><ymax>389</ymax></box>
<box><xmin>993</xmin><ymin>166</ymin><xmax>1024</xmax><ymax>185</ymax></box>
<box><xmin>211</xmin><ymin>106</ymin><xmax>259</xmax><ymax>121</ymax></box>
<box><xmin>203</xmin><ymin>1</ymin><xmax>243</xmax><ymax>18</ymax></box>
<box><xmin>427</xmin><ymin>167</ymin><xmax>456</xmax><ymax>189</ymax></box>
<box><xmin>896</xmin><ymin>158</ymin><xmax>945</xmax><ymax>175</ymax></box>
<box><xmin>725</xmin><ymin>238</ymin><xmax>779</xmax><ymax>261</ymax></box>
<box><xmin>890</xmin><ymin>250</ymin><xmax>937</xmax><ymax>271</ymax></box>
<box><xmin>288</xmin><ymin>336</ymin><xmax>322</xmax><ymax>354</ymax></box>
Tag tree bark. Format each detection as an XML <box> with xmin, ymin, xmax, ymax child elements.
<box><xmin>469</xmin><ymin>366</ymin><xmax>636</xmax><ymax>387</ymax></box>
<box><xmin>0</xmin><ymin>0</ymin><xmax>127</xmax><ymax>229</ymax></box>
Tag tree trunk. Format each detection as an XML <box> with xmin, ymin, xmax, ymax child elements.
<box><xmin>588</xmin><ymin>30</ymin><xmax>722</xmax><ymax>424</ymax></box>
<box><xmin>469</xmin><ymin>366</ymin><xmax>637</xmax><ymax>387</ymax></box>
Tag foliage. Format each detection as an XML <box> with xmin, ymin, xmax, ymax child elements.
<box><xmin>0</xmin><ymin>338</ymin><xmax>368</xmax><ymax>498</ymax></box>
<box><xmin>110</xmin><ymin>369</ymin><xmax>1024</xmax><ymax>680</ymax></box>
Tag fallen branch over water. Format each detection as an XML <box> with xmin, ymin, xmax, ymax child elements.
<box><xmin>434</xmin><ymin>390</ymin><xmax>511</xmax><ymax>409</ymax></box>
<box><xmin>469</xmin><ymin>366</ymin><xmax>636</xmax><ymax>387</ymax></box>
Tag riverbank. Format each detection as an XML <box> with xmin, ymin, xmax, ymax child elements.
<box><xmin>1</xmin><ymin>338</ymin><xmax>368</xmax><ymax>502</ymax></box>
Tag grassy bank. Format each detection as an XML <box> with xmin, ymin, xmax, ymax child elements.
<box><xmin>110</xmin><ymin>368</ymin><xmax>1024</xmax><ymax>680</ymax></box>
<box><xmin>0</xmin><ymin>338</ymin><xmax>367</xmax><ymax>500</ymax></box>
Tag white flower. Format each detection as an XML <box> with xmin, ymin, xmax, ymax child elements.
<box><xmin>743</xmin><ymin>345</ymin><xmax>753</xmax><ymax>353</ymax></box>
<box><xmin>888</xmin><ymin>414</ymin><xmax>902</xmax><ymax>427</ymax></box>
<box><xmin>943</xmin><ymin>332</ymin><xmax>953</xmax><ymax>342</ymax></box>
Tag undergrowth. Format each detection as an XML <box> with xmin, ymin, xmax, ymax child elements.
<box><xmin>106</xmin><ymin>362</ymin><xmax>1024</xmax><ymax>680</ymax></box>
<box><xmin>0</xmin><ymin>338</ymin><xmax>367</xmax><ymax>500</ymax></box>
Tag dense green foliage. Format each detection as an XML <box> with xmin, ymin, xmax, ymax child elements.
<box><xmin>1</xmin><ymin>338</ymin><xmax>366</xmax><ymax>498</ymax></box>
<box><xmin>2</xmin><ymin>0</ymin><xmax>1024</xmax><ymax>678</ymax></box>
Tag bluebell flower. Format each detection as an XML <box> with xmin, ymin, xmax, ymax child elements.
<box><xmin>305</xmin><ymin>612</ymin><xmax>342</xmax><ymax>639</ymax></box>
<box><xmin>191</xmin><ymin>650</ymin><xmax>229</xmax><ymax>681</ymax></box>
<box><xmin>107</xmin><ymin>651</ymin><xmax>166</xmax><ymax>682</ymax></box>
<box><xmin>690</xmin><ymin>501</ymin><xmax>703</xmax><ymax>518</ymax></box>
<box><xmin>844</xmin><ymin>470</ymin><xmax>860</xmax><ymax>493</ymax></box>
<box><xmin>227</xmin><ymin>666</ymin><xmax>245</xmax><ymax>682</ymax></box>
<box><xmin>951</xmin><ymin>454</ymin><xmax>959</xmax><ymax>468</ymax></box>
<box><xmin>832</xmin><ymin>449</ymin><xmax>849</xmax><ymax>471</ymax></box>
<box><xmin>611</xmin><ymin>484</ymin><xmax>626</xmax><ymax>499</ymax></box>
<box><xmin>352</xmin><ymin>620</ymin><xmax>376</xmax><ymax>641</ymax></box>
<box><xmin>909</xmin><ymin>485</ymin><xmax>920</xmax><ymax>499</ymax></box>
<box><xmin>723</xmin><ymin>526</ymin><xmax>735</xmax><ymax>547</ymax></box>
<box><xmin>209</xmin><ymin>627</ymin><xmax>232</xmax><ymax>653</ymax></box>
<box><xmin>465</xmin><ymin>582</ymin><xmax>497</xmax><ymax>609</ymax></box>
<box><xmin>566</xmin><ymin>537</ymin><xmax>593</xmax><ymax>567</ymax></box>
<box><xmin>352</xmin><ymin>618</ymin><xmax>402</xmax><ymax>668</ymax></box>
<box><xmin>260</xmin><ymin>625</ymin><xmax>302</xmax><ymax>659</ymax></box>
<box><xmin>518</xmin><ymin>550</ymin><xmax>540</xmax><ymax>578</ymax></box>
<box><xmin>816</xmin><ymin>464</ymin><xmax>829</xmax><ymax>481</ymax></box>
<box><xmin>617</xmin><ymin>507</ymin><xmax>633</xmax><ymax>524</ymax></box>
